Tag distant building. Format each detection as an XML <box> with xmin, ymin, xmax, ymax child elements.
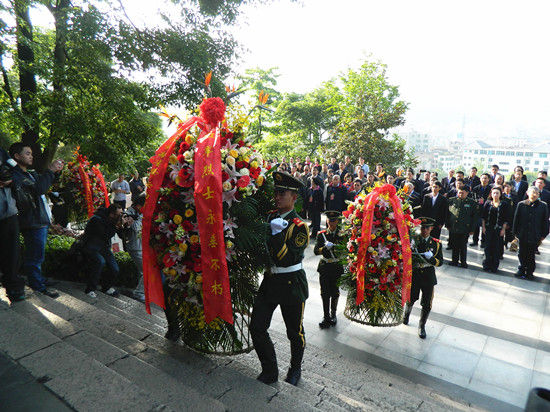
<box><xmin>402</xmin><ymin>131</ymin><xmax>431</xmax><ymax>153</ymax></box>
<box><xmin>462</xmin><ymin>140</ymin><xmax>550</xmax><ymax>175</ymax></box>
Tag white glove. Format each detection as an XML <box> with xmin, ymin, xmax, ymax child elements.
<box><xmin>270</xmin><ymin>218</ymin><xmax>288</xmax><ymax>235</ymax></box>
<box><xmin>325</xmin><ymin>241</ymin><xmax>334</xmax><ymax>249</ymax></box>
<box><xmin>422</xmin><ymin>251</ymin><xmax>434</xmax><ymax>259</ymax></box>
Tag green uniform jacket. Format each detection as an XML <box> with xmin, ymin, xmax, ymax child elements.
<box><xmin>412</xmin><ymin>235</ymin><xmax>443</xmax><ymax>287</ymax></box>
<box><xmin>313</xmin><ymin>229</ymin><xmax>344</xmax><ymax>276</ymax></box>
<box><xmin>446</xmin><ymin>196</ymin><xmax>479</xmax><ymax>234</ymax></box>
<box><xmin>257</xmin><ymin>209</ymin><xmax>309</xmax><ymax>304</ymax></box>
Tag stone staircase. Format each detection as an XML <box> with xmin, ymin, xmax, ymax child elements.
<box><xmin>0</xmin><ymin>281</ymin><xmax>483</xmax><ymax>411</ymax></box>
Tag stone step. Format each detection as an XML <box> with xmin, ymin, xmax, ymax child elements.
<box><xmin>0</xmin><ymin>307</ymin><xmax>167</xmax><ymax>411</ymax></box>
<box><xmin>4</xmin><ymin>286</ymin><xmax>332</xmax><ymax>411</ymax></box>
<box><xmin>85</xmin><ymin>283</ymin><xmax>473</xmax><ymax>411</ymax></box>
<box><xmin>57</xmin><ymin>281</ymin><xmax>480</xmax><ymax>411</ymax></box>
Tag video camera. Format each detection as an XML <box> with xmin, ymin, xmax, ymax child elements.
<box><xmin>0</xmin><ymin>157</ymin><xmax>17</xmax><ymax>182</ymax></box>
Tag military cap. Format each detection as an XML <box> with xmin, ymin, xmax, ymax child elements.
<box><xmin>325</xmin><ymin>210</ymin><xmax>342</xmax><ymax>221</ymax></box>
<box><xmin>418</xmin><ymin>217</ymin><xmax>437</xmax><ymax>227</ymax></box>
<box><xmin>273</xmin><ymin>171</ymin><xmax>304</xmax><ymax>192</ymax></box>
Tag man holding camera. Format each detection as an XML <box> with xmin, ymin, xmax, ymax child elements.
<box><xmin>0</xmin><ymin>148</ymin><xmax>26</xmax><ymax>302</ymax></box>
<box><xmin>118</xmin><ymin>194</ymin><xmax>145</xmax><ymax>302</ymax></box>
<box><xmin>10</xmin><ymin>143</ymin><xmax>63</xmax><ymax>298</ymax></box>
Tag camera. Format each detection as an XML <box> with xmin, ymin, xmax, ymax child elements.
<box><xmin>0</xmin><ymin>158</ymin><xmax>17</xmax><ymax>182</ymax></box>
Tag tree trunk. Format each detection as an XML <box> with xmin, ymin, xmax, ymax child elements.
<box><xmin>14</xmin><ymin>0</ymin><xmax>42</xmax><ymax>168</ymax></box>
<box><xmin>47</xmin><ymin>0</ymin><xmax>70</xmax><ymax>166</ymax></box>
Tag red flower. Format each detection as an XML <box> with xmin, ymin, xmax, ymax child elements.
<box><xmin>249</xmin><ymin>167</ymin><xmax>260</xmax><ymax>179</ymax></box>
<box><xmin>366</xmin><ymin>282</ymin><xmax>375</xmax><ymax>290</ymax></box>
<box><xmin>238</xmin><ymin>140</ymin><xmax>245</xmax><ymax>147</ymax></box>
<box><xmin>193</xmin><ymin>260</ymin><xmax>202</xmax><ymax>272</ymax></box>
<box><xmin>224</xmin><ymin>132</ymin><xmax>234</xmax><ymax>140</ymax></box>
<box><xmin>237</xmin><ymin>175</ymin><xmax>250</xmax><ymax>188</ymax></box>
<box><xmin>221</xmin><ymin>171</ymin><xmax>230</xmax><ymax>182</ymax></box>
<box><xmin>379</xmin><ymin>284</ymin><xmax>387</xmax><ymax>291</ymax></box>
<box><xmin>199</xmin><ymin>97</ymin><xmax>226</xmax><ymax>126</ymax></box>
<box><xmin>182</xmin><ymin>220</ymin><xmax>194</xmax><ymax>231</ymax></box>
<box><xmin>235</xmin><ymin>160</ymin><xmax>249</xmax><ymax>170</ymax></box>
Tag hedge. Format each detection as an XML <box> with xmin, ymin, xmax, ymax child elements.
<box><xmin>39</xmin><ymin>234</ymin><xmax>140</xmax><ymax>289</ymax></box>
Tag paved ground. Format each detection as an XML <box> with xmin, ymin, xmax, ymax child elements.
<box><xmin>268</xmin><ymin>227</ymin><xmax>550</xmax><ymax>410</ymax></box>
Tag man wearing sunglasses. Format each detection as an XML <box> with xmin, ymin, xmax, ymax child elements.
<box><xmin>250</xmin><ymin>171</ymin><xmax>310</xmax><ymax>387</ymax></box>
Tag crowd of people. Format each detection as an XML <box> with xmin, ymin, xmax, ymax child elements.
<box><xmin>269</xmin><ymin>156</ymin><xmax>550</xmax><ymax>280</ymax></box>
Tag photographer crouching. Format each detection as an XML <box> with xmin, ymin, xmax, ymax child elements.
<box><xmin>0</xmin><ymin>148</ymin><xmax>26</xmax><ymax>302</ymax></box>
<box><xmin>81</xmin><ymin>204</ymin><xmax>123</xmax><ymax>298</ymax></box>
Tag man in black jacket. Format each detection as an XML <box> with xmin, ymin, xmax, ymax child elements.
<box><xmin>10</xmin><ymin>143</ymin><xmax>63</xmax><ymax>298</ymax></box>
<box><xmin>512</xmin><ymin>187</ymin><xmax>549</xmax><ymax>280</ymax></box>
<box><xmin>465</xmin><ymin>167</ymin><xmax>481</xmax><ymax>190</ymax></box>
<box><xmin>420</xmin><ymin>181</ymin><xmax>448</xmax><ymax>240</ymax></box>
<box><xmin>81</xmin><ymin>204</ymin><xmax>124</xmax><ymax>297</ymax></box>
<box><xmin>510</xmin><ymin>168</ymin><xmax>529</xmax><ymax>204</ymax></box>
<box><xmin>0</xmin><ymin>148</ymin><xmax>26</xmax><ymax>302</ymax></box>
<box><xmin>471</xmin><ymin>173</ymin><xmax>492</xmax><ymax>246</ymax></box>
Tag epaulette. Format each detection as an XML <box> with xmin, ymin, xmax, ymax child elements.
<box><xmin>293</xmin><ymin>217</ymin><xmax>305</xmax><ymax>226</ymax></box>
<box><xmin>432</xmin><ymin>237</ymin><xmax>440</xmax><ymax>243</ymax></box>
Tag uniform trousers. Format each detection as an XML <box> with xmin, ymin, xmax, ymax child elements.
<box><xmin>449</xmin><ymin>232</ymin><xmax>468</xmax><ymax>265</ymax></box>
<box><xmin>518</xmin><ymin>239</ymin><xmax>537</xmax><ymax>276</ymax></box>
<box><xmin>250</xmin><ymin>294</ymin><xmax>306</xmax><ymax>374</ymax></box>
<box><xmin>483</xmin><ymin>228</ymin><xmax>502</xmax><ymax>272</ymax></box>
<box><xmin>310</xmin><ymin>209</ymin><xmax>321</xmax><ymax>238</ymax></box>
<box><xmin>319</xmin><ymin>271</ymin><xmax>340</xmax><ymax>298</ymax></box>
<box><xmin>410</xmin><ymin>278</ymin><xmax>434</xmax><ymax>310</ymax></box>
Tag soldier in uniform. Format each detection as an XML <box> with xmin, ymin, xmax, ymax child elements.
<box><xmin>250</xmin><ymin>171</ymin><xmax>309</xmax><ymax>386</ymax></box>
<box><xmin>314</xmin><ymin>211</ymin><xmax>345</xmax><ymax>329</ymax></box>
<box><xmin>402</xmin><ymin>217</ymin><xmax>443</xmax><ymax>339</ymax></box>
<box><xmin>446</xmin><ymin>186</ymin><xmax>478</xmax><ymax>268</ymax></box>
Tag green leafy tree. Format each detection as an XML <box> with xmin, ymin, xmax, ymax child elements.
<box><xmin>329</xmin><ymin>60</ymin><xmax>416</xmax><ymax>170</ymax></box>
<box><xmin>0</xmin><ymin>0</ymin><xmax>262</xmax><ymax>171</ymax></box>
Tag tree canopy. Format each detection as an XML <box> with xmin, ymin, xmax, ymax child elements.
<box><xmin>0</xmin><ymin>0</ymin><xmax>257</xmax><ymax>173</ymax></box>
<box><xmin>256</xmin><ymin>60</ymin><xmax>417</xmax><ymax>170</ymax></box>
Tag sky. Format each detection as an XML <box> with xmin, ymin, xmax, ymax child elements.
<box><xmin>30</xmin><ymin>0</ymin><xmax>550</xmax><ymax>140</ymax></box>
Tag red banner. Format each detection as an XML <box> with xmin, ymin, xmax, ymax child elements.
<box><xmin>194</xmin><ymin>128</ymin><xmax>233</xmax><ymax>324</ymax></box>
<box><xmin>142</xmin><ymin>117</ymin><xmax>200</xmax><ymax>313</ymax></box>
<box><xmin>78</xmin><ymin>163</ymin><xmax>94</xmax><ymax>218</ymax></box>
<box><xmin>355</xmin><ymin>184</ymin><xmax>413</xmax><ymax>306</ymax></box>
<box><xmin>92</xmin><ymin>166</ymin><xmax>110</xmax><ymax>208</ymax></box>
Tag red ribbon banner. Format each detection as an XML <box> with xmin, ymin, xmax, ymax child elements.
<box><xmin>194</xmin><ymin>128</ymin><xmax>233</xmax><ymax>324</ymax></box>
<box><xmin>355</xmin><ymin>184</ymin><xmax>413</xmax><ymax>306</ymax></box>
<box><xmin>142</xmin><ymin>116</ymin><xmax>200</xmax><ymax>313</ymax></box>
<box><xmin>78</xmin><ymin>163</ymin><xmax>94</xmax><ymax>218</ymax></box>
<box><xmin>92</xmin><ymin>166</ymin><xmax>110</xmax><ymax>208</ymax></box>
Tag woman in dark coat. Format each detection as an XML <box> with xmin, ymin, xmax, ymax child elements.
<box><xmin>481</xmin><ymin>186</ymin><xmax>511</xmax><ymax>273</ymax></box>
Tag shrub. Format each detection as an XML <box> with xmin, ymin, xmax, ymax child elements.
<box><xmin>40</xmin><ymin>234</ymin><xmax>140</xmax><ymax>288</ymax></box>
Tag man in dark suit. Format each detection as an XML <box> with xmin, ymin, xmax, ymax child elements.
<box><xmin>465</xmin><ymin>167</ymin><xmax>481</xmax><ymax>190</ymax></box>
<box><xmin>251</xmin><ymin>172</ymin><xmax>309</xmax><ymax>386</ymax></box>
<box><xmin>534</xmin><ymin>177</ymin><xmax>550</xmax><ymax>203</ymax></box>
<box><xmin>471</xmin><ymin>173</ymin><xmax>492</xmax><ymax>246</ymax></box>
<box><xmin>510</xmin><ymin>168</ymin><xmax>529</xmax><ymax>203</ymax></box>
<box><xmin>512</xmin><ymin>186</ymin><xmax>549</xmax><ymax>280</ymax></box>
<box><xmin>420</xmin><ymin>181</ymin><xmax>448</xmax><ymax>240</ymax></box>
<box><xmin>441</xmin><ymin>169</ymin><xmax>455</xmax><ymax>194</ymax></box>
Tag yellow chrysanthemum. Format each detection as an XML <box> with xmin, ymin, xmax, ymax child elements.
<box><xmin>185</xmin><ymin>209</ymin><xmax>194</xmax><ymax>218</ymax></box>
<box><xmin>179</xmin><ymin>243</ymin><xmax>188</xmax><ymax>253</ymax></box>
<box><xmin>173</xmin><ymin>214</ymin><xmax>182</xmax><ymax>225</ymax></box>
<box><xmin>190</xmin><ymin>235</ymin><xmax>199</xmax><ymax>244</ymax></box>
<box><xmin>229</xmin><ymin>149</ymin><xmax>239</xmax><ymax>158</ymax></box>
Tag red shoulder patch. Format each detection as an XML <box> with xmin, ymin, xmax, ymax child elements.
<box><xmin>293</xmin><ymin>217</ymin><xmax>305</xmax><ymax>226</ymax></box>
<box><xmin>432</xmin><ymin>237</ymin><xmax>440</xmax><ymax>243</ymax></box>
<box><xmin>318</xmin><ymin>230</ymin><xmax>326</xmax><ymax>234</ymax></box>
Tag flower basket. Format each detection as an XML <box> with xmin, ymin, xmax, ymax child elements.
<box><xmin>340</xmin><ymin>184</ymin><xmax>419</xmax><ymax>327</ymax></box>
<box><xmin>60</xmin><ymin>148</ymin><xmax>110</xmax><ymax>223</ymax></box>
<box><xmin>143</xmin><ymin>98</ymin><xmax>273</xmax><ymax>354</ymax></box>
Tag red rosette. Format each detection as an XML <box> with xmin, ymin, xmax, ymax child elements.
<box><xmin>199</xmin><ymin>97</ymin><xmax>226</xmax><ymax>126</ymax></box>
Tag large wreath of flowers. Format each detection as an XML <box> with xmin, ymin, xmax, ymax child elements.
<box><xmin>60</xmin><ymin>149</ymin><xmax>109</xmax><ymax>223</ymax></box>
<box><xmin>340</xmin><ymin>183</ymin><xmax>420</xmax><ymax>326</ymax></box>
<box><xmin>149</xmin><ymin>101</ymin><xmax>273</xmax><ymax>353</ymax></box>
